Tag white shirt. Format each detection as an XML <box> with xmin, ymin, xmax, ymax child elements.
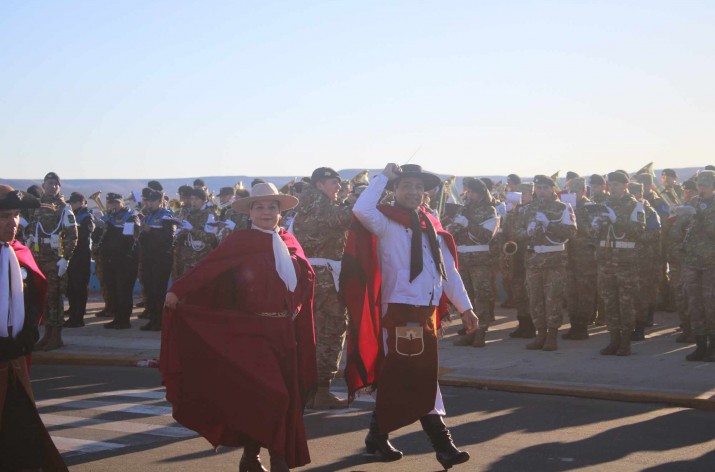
<box><xmin>352</xmin><ymin>174</ymin><xmax>472</xmax><ymax>314</ymax></box>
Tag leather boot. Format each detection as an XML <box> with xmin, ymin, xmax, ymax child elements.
<box><xmin>471</xmin><ymin>328</ymin><xmax>487</xmax><ymax>348</ymax></box>
<box><xmin>364</xmin><ymin>411</ymin><xmax>402</xmax><ymax>462</ymax></box>
<box><xmin>632</xmin><ymin>320</ymin><xmax>645</xmax><ymax>342</ymax></box>
<box><xmin>309</xmin><ymin>382</ymin><xmax>347</xmax><ymax>410</ymax></box>
<box><xmin>562</xmin><ymin>322</ymin><xmax>588</xmax><ymax>340</ymax></box>
<box><xmin>42</xmin><ymin>326</ymin><xmax>64</xmax><ymax>351</ymax></box>
<box><xmin>686</xmin><ymin>335</ymin><xmax>708</xmax><ymax>361</ymax></box>
<box><xmin>452</xmin><ymin>331</ymin><xmax>475</xmax><ymax>347</ymax></box>
<box><xmin>542</xmin><ymin>328</ymin><xmax>558</xmax><ymax>351</ymax></box>
<box><xmin>616</xmin><ymin>330</ymin><xmax>632</xmax><ymax>356</ymax></box>
<box><xmin>676</xmin><ymin>324</ymin><xmax>693</xmax><ymax>343</ymax></box>
<box><xmin>704</xmin><ymin>335</ymin><xmax>715</xmax><ymax>362</ymax></box>
<box><xmin>268</xmin><ymin>450</ymin><xmax>289</xmax><ymax>472</ymax></box>
<box><xmin>34</xmin><ymin>325</ymin><xmax>52</xmax><ymax>351</ymax></box>
<box><xmin>525</xmin><ymin>329</ymin><xmax>546</xmax><ymax>350</ymax></box>
<box><xmin>239</xmin><ymin>440</ymin><xmax>267</xmax><ymax>472</ymax></box>
<box><xmin>600</xmin><ymin>330</ymin><xmax>621</xmax><ymax>355</ymax></box>
<box><xmin>420</xmin><ymin>414</ymin><xmax>470</xmax><ymax>470</ymax></box>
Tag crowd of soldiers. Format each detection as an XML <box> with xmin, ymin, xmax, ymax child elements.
<box><xmin>11</xmin><ymin>164</ymin><xmax>715</xmax><ymax>377</ymax></box>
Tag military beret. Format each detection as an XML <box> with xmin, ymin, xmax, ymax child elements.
<box><xmin>682</xmin><ymin>180</ymin><xmax>697</xmax><ymax>191</ymax></box>
<box><xmin>628</xmin><ymin>182</ymin><xmax>644</xmax><ymax>195</ymax></box>
<box><xmin>661</xmin><ymin>168</ymin><xmax>677</xmax><ymax>178</ymax></box>
<box><xmin>507</xmin><ymin>174</ymin><xmax>521</xmax><ymax>185</ymax></box>
<box><xmin>251</xmin><ymin>178</ymin><xmax>267</xmax><ymax>188</ymax></box>
<box><xmin>193</xmin><ymin>178</ymin><xmax>206</xmax><ymax>188</ymax></box>
<box><xmin>191</xmin><ymin>188</ymin><xmax>209</xmax><ymax>201</ymax></box>
<box><xmin>178</xmin><ymin>185</ymin><xmax>193</xmax><ymax>197</ymax></box>
<box><xmin>310</xmin><ymin>167</ymin><xmax>341</xmax><ymax>185</ymax></box>
<box><xmin>607</xmin><ymin>172</ymin><xmax>629</xmax><ymax>184</ymax></box>
<box><xmin>147</xmin><ymin>180</ymin><xmax>163</xmax><ymax>191</ymax></box>
<box><xmin>533</xmin><ymin>175</ymin><xmax>556</xmax><ymax>187</ymax></box>
<box><xmin>589</xmin><ymin>174</ymin><xmax>606</xmax><ymax>185</ymax></box>
<box><xmin>697</xmin><ymin>170</ymin><xmax>715</xmax><ymax>186</ymax></box>
<box><xmin>568</xmin><ymin>177</ymin><xmax>586</xmax><ymax>193</ymax></box>
<box><xmin>464</xmin><ymin>178</ymin><xmax>488</xmax><ymax>194</ymax></box>
<box><xmin>517</xmin><ymin>182</ymin><xmax>534</xmax><ymax>194</ymax></box>
<box><xmin>566</xmin><ymin>171</ymin><xmax>580</xmax><ymax>180</ymax></box>
<box><xmin>480</xmin><ymin>177</ymin><xmax>494</xmax><ymax>191</ymax></box>
<box><xmin>106</xmin><ymin>192</ymin><xmax>123</xmax><ymax>202</ymax></box>
<box><xmin>67</xmin><ymin>192</ymin><xmax>86</xmax><ymax>204</ymax></box>
<box><xmin>635</xmin><ymin>173</ymin><xmax>653</xmax><ymax>186</ymax></box>
<box><xmin>44</xmin><ymin>172</ymin><xmax>61</xmax><ymax>184</ymax></box>
<box><xmin>218</xmin><ymin>186</ymin><xmax>235</xmax><ymax>197</ymax></box>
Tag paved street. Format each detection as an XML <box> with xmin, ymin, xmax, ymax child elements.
<box><xmin>32</xmin><ymin>365</ymin><xmax>715</xmax><ymax>471</ymax></box>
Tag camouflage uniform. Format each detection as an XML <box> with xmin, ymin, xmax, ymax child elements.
<box><xmin>664</xmin><ymin>208</ymin><xmax>692</xmax><ymax>334</ymax></box>
<box><xmin>217</xmin><ymin>206</ymin><xmax>251</xmax><ymax>242</ymax></box>
<box><xmin>594</xmin><ymin>193</ymin><xmax>645</xmax><ymax>333</ymax></box>
<box><xmin>517</xmin><ymin>195</ymin><xmax>576</xmax><ymax>333</ymax></box>
<box><xmin>172</xmin><ymin>206</ymin><xmax>218</xmax><ymax>280</ymax></box>
<box><xmin>449</xmin><ymin>198</ymin><xmax>498</xmax><ymax>329</ymax></box>
<box><xmin>634</xmin><ymin>199</ymin><xmax>661</xmax><ymax>334</ymax></box>
<box><xmin>292</xmin><ymin>182</ymin><xmax>353</xmax><ymax>384</ymax></box>
<box><xmin>511</xmin><ymin>202</ymin><xmax>531</xmax><ymax>324</ymax></box>
<box><xmin>565</xmin><ymin>195</ymin><xmax>598</xmax><ymax>333</ymax></box>
<box><xmin>26</xmin><ymin>195</ymin><xmax>78</xmax><ymax>328</ymax></box>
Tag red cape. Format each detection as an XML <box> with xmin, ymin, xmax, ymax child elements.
<box><xmin>340</xmin><ymin>205</ymin><xmax>458</xmax><ymax>401</ymax></box>
<box><xmin>160</xmin><ymin>229</ymin><xmax>317</xmax><ymax>467</ymax></box>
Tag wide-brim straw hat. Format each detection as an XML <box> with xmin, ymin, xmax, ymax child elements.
<box><xmin>231</xmin><ymin>182</ymin><xmax>299</xmax><ymax>214</ymax></box>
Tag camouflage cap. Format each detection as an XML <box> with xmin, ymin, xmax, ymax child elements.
<box><xmin>697</xmin><ymin>170</ymin><xmax>715</xmax><ymax>186</ymax></box>
<box><xmin>310</xmin><ymin>167</ymin><xmax>341</xmax><ymax>185</ymax></box>
<box><xmin>627</xmin><ymin>182</ymin><xmax>644</xmax><ymax>195</ymax></box>
<box><xmin>607</xmin><ymin>171</ymin><xmax>629</xmax><ymax>184</ymax></box>
<box><xmin>533</xmin><ymin>175</ymin><xmax>556</xmax><ymax>187</ymax></box>
<box><xmin>568</xmin><ymin>177</ymin><xmax>586</xmax><ymax>193</ymax></box>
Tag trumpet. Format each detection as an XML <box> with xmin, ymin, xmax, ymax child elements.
<box><xmin>502</xmin><ymin>240</ymin><xmax>518</xmax><ymax>256</ymax></box>
<box><xmin>89</xmin><ymin>191</ymin><xmax>106</xmax><ymax>214</ymax></box>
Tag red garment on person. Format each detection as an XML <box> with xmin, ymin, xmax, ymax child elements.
<box><xmin>340</xmin><ymin>205</ymin><xmax>458</xmax><ymax>401</ymax></box>
<box><xmin>160</xmin><ymin>229</ymin><xmax>317</xmax><ymax>468</ymax></box>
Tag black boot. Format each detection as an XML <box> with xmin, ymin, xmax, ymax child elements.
<box><xmin>562</xmin><ymin>322</ymin><xmax>589</xmax><ymax>340</ymax></box>
<box><xmin>268</xmin><ymin>450</ymin><xmax>289</xmax><ymax>472</ymax></box>
<box><xmin>420</xmin><ymin>415</ymin><xmax>470</xmax><ymax>470</ymax></box>
<box><xmin>510</xmin><ymin>316</ymin><xmax>535</xmax><ymax>338</ymax></box>
<box><xmin>686</xmin><ymin>335</ymin><xmax>708</xmax><ymax>361</ymax></box>
<box><xmin>364</xmin><ymin>411</ymin><xmax>402</xmax><ymax>462</ymax></box>
<box><xmin>239</xmin><ymin>440</ymin><xmax>267</xmax><ymax>472</ymax></box>
<box><xmin>632</xmin><ymin>320</ymin><xmax>645</xmax><ymax>342</ymax></box>
<box><xmin>704</xmin><ymin>335</ymin><xmax>715</xmax><ymax>362</ymax></box>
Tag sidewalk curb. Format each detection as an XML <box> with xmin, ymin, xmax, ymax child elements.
<box><xmin>439</xmin><ymin>375</ymin><xmax>715</xmax><ymax>412</ymax></box>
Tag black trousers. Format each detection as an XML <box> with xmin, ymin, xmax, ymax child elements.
<box><xmin>103</xmin><ymin>254</ymin><xmax>138</xmax><ymax>324</ymax></box>
<box><xmin>67</xmin><ymin>251</ymin><xmax>92</xmax><ymax>321</ymax></box>
<box><xmin>142</xmin><ymin>254</ymin><xmax>173</xmax><ymax>324</ymax></box>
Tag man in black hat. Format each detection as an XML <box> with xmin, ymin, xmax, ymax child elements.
<box><xmin>593</xmin><ymin>172</ymin><xmax>645</xmax><ymax>356</ymax></box>
<box><xmin>516</xmin><ymin>175</ymin><xmax>576</xmax><ymax>352</ymax></box>
<box><xmin>63</xmin><ymin>193</ymin><xmax>95</xmax><ymax>328</ymax></box>
<box><xmin>345</xmin><ymin>163</ymin><xmax>477</xmax><ymax>469</ymax></box>
<box><xmin>215</xmin><ymin>186</ymin><xmax>249</xmax><ymax>238</ymax></box>
<box><xmin>589</xmin><ymin>174</ymin><xmax>609</xmax><ymax>204</ymax></box>
<box><xmin>661</xmin><ymin>168</ymin><xmax>683</xmax><ymax>199</ymax></box>
<box><xmin>100</xmin><ymin>193</ymin><xmax>140</xmax><ymax>329</ymax></box>
<box><xmin>292</xmin><ymin>167</ymin><xmax>355</xmax><ymax>409</ymax></box>
<box><xmin>26</xmin><ymin>172</ymin><xmax>78</xmax><ymax>350</ymax></box>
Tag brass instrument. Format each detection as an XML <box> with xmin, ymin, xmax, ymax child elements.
<box><xmin>235</xmin><ymin>181</ymin><xmax>245</xmax><ymax>191</ymax></box>
<box><xmin>88</xmin><ymin>191</ymin><xmax>106</xmax><ymax>214</ymax></box>
<box><xmin>437</xmin><ymin>176</ymin><xmax>461</xmax><ymax>217</ymax></box>
<box><xmin>279</xmin><ymin>178</ymin><xmax>297</xmax><ymax>194</ymax></box>
<box><xmin>550</xmin><ymin>171</ymin><xmax>561</xmax><ymax>191</ymax></box>
<box><xmin>350</xmin><ymin>170</ymin><xmax>370</xmax><ymax>187</ymax></box>
<box><xmin>502</xmin><ymin>240</ymin><xmax>518</xmax><ymax>256</ymax></box>
<box><xmin>168</xmin><ymin>198</ymin><xmax>182</xmax><ymax>212</ymax></box>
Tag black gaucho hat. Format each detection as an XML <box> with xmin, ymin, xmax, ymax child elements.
<box><xmin>310</xmin><ymin>167</ymin><xmax>341</xmax><ymax>185</ymax></box>
<box><xmin>533</xmin><ymin>175</ymin><xmax>556</xmax><ymax>187</ymax></box>
<box><xmin>386</xmin><ymin>164</ymin><xmax>441</xmax><ymax>192</ymax></box>
<box><xmin>0</xmin><ymin>186</ymin><xmax>40</xmax><ymax>210</ymax></box>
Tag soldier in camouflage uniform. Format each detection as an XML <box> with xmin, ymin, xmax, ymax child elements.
<box><xmin>589</xmin><ymin>174</ymin><xmax>609</xmax><ymax>325</ymax></box>
<box><xmin>508</xmin><ymin>182</ymin><xmax>536</xmax><ymax>338</ymax></box>
<box><xmin>292</xmin><ymin>167</ymin><xmax>355</xmax><ymax>409</ymax></box>
<box><xmin>215</xmin><ymin>187</ymin><xmax>251</xmax><ymax>242</ymax></box>
<box><xmin>594</xmin><ymin>171</ymin><xmax>645</xmax><ymax>357</ymax></box>
<box><xmin>669</xmin><ymin>180</ymin><xmax>697</xmax><ymax>342</ymax></box>
<box><xmin>516</xmin><ymin>175</ymin><xmax>576</xmax><ymax>351</ymax></box>
<box><xmin>629</xmin><ymin>182</ymin><xmax>661</xmax><ymax>341</ymax></box>
<box><xmin>563</xmin><ymin>178</ymin><xmax>597</xmax><ymax>340</ymax></box>
<box><xmin>172</xmin><ymin>188</ymin><xmax>218</xmax><ymax>280</ymax></box>
<box><xmin>681</xmin><ymin>170</ymin><xmax>715</xmax><ymax>362</ymax></box>
<box><xmin>26</xmin><ymin>172</ymin><xmax>78</xmax><ymax>351</ymax></box>
<box><xmin>449</xmin><ymin>178</ymin><xmax>499</xmax><ymax>348</ymax></box>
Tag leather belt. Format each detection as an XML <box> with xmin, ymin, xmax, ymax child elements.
<box><xmin>457</xmin><ymin>244</ymin><xmax>490</xmax><ymax>253</ymax></box>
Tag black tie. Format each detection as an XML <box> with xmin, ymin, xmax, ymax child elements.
<box><xmin>409</xmin><ymin>211</ymin><xmax>447</xmax><ymax>282</ymax></box>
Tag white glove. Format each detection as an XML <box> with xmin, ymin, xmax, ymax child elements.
<box><xmin>57</xmin><ymin>258</ymin><xmax>68</xmax><ymax>277</ymax></box>
<box><xmin>182</xmin><ymin>220</ymin><xmax>193</xmax><ymax>231</ymax></box>
<box><xmin>453</xmin><ymin>215</ymin><xmax>468</xmax><ymax>228</ymax></box>
<box><xmin>527</xmin><ymin>222</ymin><xmax>537</xmax><ymax>236</ymax></box>
<box><xmin>224</xmin><ymin>220</ymin><xmax>236</xmax><ymax>231</ymax></box>
<box><xmin>606</xmin><ymin>207</ymin><xmax>617</xmax><ymax>223</ymax></box>
<box><xmin>204</xmin><ymin>223</ymin><xmax>218</xmax><ymax>234</ymax></box>
<box><xmin>535</xmin><ymin>212</ymin><xmax>550</xmax><ymax>226</ymax></box>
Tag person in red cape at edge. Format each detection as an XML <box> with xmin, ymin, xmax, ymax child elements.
<box><xmin>0</xmin><ymin>185</ymin><xmax>68</xmax><ymax>472</ymax></box>
<box><xmin>161</xmin><ymin>183</ymin><xmax>317</xmax><ymax>472</ymax></box>
<box><xmin>341</xmin><ymin>164</ymin><xmax>479</xmax><ymax>470</ymax></box>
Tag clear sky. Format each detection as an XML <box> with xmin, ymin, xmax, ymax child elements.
<box><xmin>1</xmin><ymin>0</ymin><xmax>713</xmax><ymax>180</ymax></box>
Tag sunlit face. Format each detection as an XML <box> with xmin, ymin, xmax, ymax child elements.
<box><xmin>0</xmin><ymin>209</ymin><xmax>20</xmax><ymax>243</ymax></box>
<box><xmin>394</xmin><ymin>177</ymin><xmax>424</xmax><ymax>210</ymax></box>
<box><xmin>42</xmin><ymin>179</ymin><xmax>60</xmax><ymax>198</ymax></box>
<box><xmin>190</xmin><ymin>196</ymin><xmax>206</xmax><ymax>210</ymax></box>
<box><xmin>106</xmin><ymin>200</ymin><xmax>123</xmax><ymax>213</ymax></box>
<box><xmin>609</xmin><ymin>181</ymin><xmax>627</xmax><ymax>197</ymax></box>
<box><xmin>522</xmin><ymin>192</ymin><xmax>533</xmax><ymax>204</ymax></box>
<box><xmin>249</xmin><ymin>200</ymin><xmax>281</xmax><ymax>231</ymax></box>
<box><xmin>316</xmin><ymin>178</ymin><xmax>341</xmax><ymax>202</ymax></box>
<box><xmin>534</xmin><ymin>184</ymin><xmax>553</xmax><ymax>200</ymax></box>
<box><xmin>466</xmin><ymin>189</ymin><xmax>485</xmax><ymax>205</ymax></box>
<box><xmin>591</xmin><ymin>183</ymin><xmax>606</xmax><ymax>194</ymax></box>
<box><xmin>683</xmin><ymin>188</ymin><xmax>696</xmax><ymax>202</ymax></box>
<box><xmin>697</xmin><ymin>182</ymin><xmax>714</xmax><ymax>199</ymax></box>
<box><xmin>662</xmin><ymin>175</ymin><xmax>676</xmax><ymax>187</ymax></box>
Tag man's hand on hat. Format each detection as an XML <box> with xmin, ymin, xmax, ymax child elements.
<box><xmin>382</xmin><ymin>163</ymin><xmax>402</xmax><ymax>181</ymax></box>
<box><xmin>461</xmin><ymin>309</ymin><xmax>479</xmax><ymax>334</ymax></box>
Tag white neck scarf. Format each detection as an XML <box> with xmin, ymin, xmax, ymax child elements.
<box><xmin>252</xmin><ymin>225</ymin><xmax>297</xmax><ymax>292</ymax></box>
<box><xmin>0</xmin><ymin>243</ymin><xmax>25</xmax><ymax>338</ymax></box>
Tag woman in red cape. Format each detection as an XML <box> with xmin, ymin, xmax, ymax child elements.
<box><xmin>161</xmin><ymin>183</ymin><xmax>317</xmax><ymax>472</ymax></box>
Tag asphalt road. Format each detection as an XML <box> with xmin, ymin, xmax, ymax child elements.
<box><xmin>31</xmin><ymin>365</ymin><xmax>715</xmax><ymax>472</ymax></box>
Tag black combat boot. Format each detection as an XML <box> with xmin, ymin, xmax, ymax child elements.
<box><xmin>600</xmin><ymin>330</ymin><xmax>621</xmax><ymax>355</ymax></box>
<box><xmin>632</xmin><ymin>320</ymin><xmax>645</xmax><ymax>342</ymax></box>
<box><xmin>239</xmin><ymin>440</ymin><xmax>267</xmax><ymax>472</ymax></box>
<box><xmin>686</xmin><ymin>335</ymin><xmax>708</xmax><ymax>361</ymax></box>
<box><xmin>562</xmin><ymin>322</ymin><xmax>589</xmax><ymax>340</ymax></box>
<box><xmin>510</xmin><ymin>316</ymin><xmax>535</xmax><ymax>338</ymax></box>
<box><xmin>420</xmin><ymin>414</ymin><xmax>470</xmax><ymax>470</ymax></box>
<box><xmin>364</xmin><ymin>411</ymin><xmax>403</xmax><ymax>462</ymax></box>
<box><xmin>704</xmin><ymin>335</ymin><xmax>715</xmax><ymax>362</ymax></box>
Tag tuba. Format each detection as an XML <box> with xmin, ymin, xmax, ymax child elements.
<box><xmin>89</xmin><ymin>191</ymin><xmax>106</xmax><ymax>214</ymax></box>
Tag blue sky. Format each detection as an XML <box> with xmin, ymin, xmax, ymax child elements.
<box><xmin>1</xmin><ymin>0</ymin><xmax>714</xmax><ymax>179</ymax></box>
